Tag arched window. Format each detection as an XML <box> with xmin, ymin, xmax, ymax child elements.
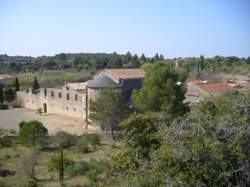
<box><xmin>75</xmin><ymin>94</ymin><xmax>78</xmax><ymax>101</ymax></box>
<box><xmin>51</xmin><ymin>91</ymin><xmax>54</xmax><ymax>97</ymax></box>
<box><xmin>66</xmin><ymin>93</ymin><xmax>70</xmax><ymax>100</ymax></box>
<box><xmin>44</xmin><ymin>89</ymin><xmax>47</xmax><ymax>96</ymax></box>
<box><xmin>58</xmin><ymin>92</ymin><xmax>62</xmax><ymax>98</ymax></box>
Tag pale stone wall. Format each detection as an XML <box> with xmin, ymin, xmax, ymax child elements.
<box><xmin>17</xmin><ymin>88</ymin><xmax>86</xmax><ymax>120</ymax></box>
<box><xmin>185</xmin><ymin>83</ymin><xmax>209</xmax><ymax>103</ymax></box>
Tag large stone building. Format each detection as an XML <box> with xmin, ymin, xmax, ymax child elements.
<box><xmin>17</xmin><ymin>69</ymin><xmax>145</xmax><ymax>120</ymax></box>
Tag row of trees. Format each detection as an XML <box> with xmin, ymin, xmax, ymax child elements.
<box><xmin>1</xmin><ymin>53</ymin><xmax>249</xmax><ymax>74</ymax></box>
<box><xmin>0</xmin><ymin>52</ymin><xmax>165</xmax><ymax>73</ymax></box>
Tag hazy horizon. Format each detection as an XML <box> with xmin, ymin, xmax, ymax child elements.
<box><xmin>0</xmin><ymin>0</ymin><xmax>249</xmax><ymax>58</ymax></box>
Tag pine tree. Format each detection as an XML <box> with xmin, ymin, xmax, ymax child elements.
<box><xmin>15</xmin><ymin>77</ymin><xmax>20</xmax><ymax>92</ymax></box>
<box><xmin>32</xmin><ymin>77</ymin><xmax>40</xmax><ymax>91</ymax></box>
<box><xmin>0</xmin><ymin>84</ymin><xmax>4</xmax><ymax>103</ymax></box>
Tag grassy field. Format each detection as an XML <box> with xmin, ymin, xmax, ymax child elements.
<box><xmin>0</xmin><ymin>132</ymin><xmax>121</xmax><ymax>187</ymax></box>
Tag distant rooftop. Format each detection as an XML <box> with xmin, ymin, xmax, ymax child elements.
<box><xmin>96</xmin><ymin>68</ymin><xmax>145</xmax><ymax>82</ymax></box>
<box><xmin>0</xmin><ymin>74</ymin><xmax>14</xmax><ymax>80</ymax></box>
<box><xmin>196</xmin><ymin>82</ymin><xmax>233</xmax><ymax>95</ymax></box>
<box><xmin>87</xmin><ymin>75</ymin><xmax>120</xmax><ymax>88</ymax></box>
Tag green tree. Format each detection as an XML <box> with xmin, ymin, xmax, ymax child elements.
<box><xmin>89</xmin><ymin>88</ymin><xmax>128</xmax><ymax>140</ymax></box>
<box><xmin>18</xmin><ymin>120</ymin><xmax>48</xmax><ymax>148</ymax></box>
<box><xmin>139</xmin><ymin>53</ymin><xmax>146</xmax><ymax>63</ymax></box>
<box><xmin>3</xmin><ymin>86</ymin><xmax>15</xmax><ymax>102</ymax></box>
<box><xmin>15</xmin><ymin>77</ymin><xmax>20</xmax><ymax>92</ymax></box>
<box><xmin>49</xmin><ymin>150</ymin><xmax>72</xmax><ymax>186</ymax></box>
<box><xmin>132</xmin><ymin>63</ymin><xmax>188</xmax><ymax>118</ymax></box>
<box><xmin>0</xmin><ymin>84</ymin><xmax>3</xmax><ymax>103</ymax></box>
<box><xmin>108</xmin><ymin>52</ymin><xmax>122</xmax><ymax>68</ymax></box>
<box><xmin>32</xmin><ymin>77</ymin><xmax>40</xmax><ymax>91</ymax></box>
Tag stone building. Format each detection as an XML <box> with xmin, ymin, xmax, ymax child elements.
<box><xmin>17</xmin><ymin>68</ymin><xmax>145</xmax><ymax>121</ymax></box>
<box><xmin>0</xmin><ymin>74</ymin><xmax>14</xmax><ymax>85</ymax></box>
<box><xmin>185</xmin><ymin>81</ymin><xmax>233</xmax><ymax>103</ymax></box>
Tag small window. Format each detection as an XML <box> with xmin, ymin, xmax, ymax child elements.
<box><xmin>75</xmin><ymin>94</ymin><xmax>78</xmax><ymax>101</ymax></box>
<box><xmin>66</xmin><ymin>106</ymin><xmax>69</xmax><ymax>110</ymax></box>
<box><xmin>44</xmin><ymin>89</ymin><xmax>47</xmax><ymax>96</ymax></box>
<box><xmin>58</xmin><ymin>92</ymin><xmax>62</xmax><ymax>98</ymax></box>
<box><xmin>74</xmin><ymin>108</ymin><xmax>76</xmax><ymax>112</ymax></box>
<box><xmin>66</xmin><ymin>93</ymin><xmax>70</xmax><ymax>100</ymax></box>
<box><xmin>51</xmin><ymin>91</ymin><xmax>54</xmax><ymax>97</ymax></box>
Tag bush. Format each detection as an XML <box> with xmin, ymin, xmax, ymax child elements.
<box><xmin>65</xmin><ymin>161</ymin><xmax>90</xmax><ymax>177</ymax></box>
<box><xmin>53</xmin><ymin>131</ymin><xmax>77</xmax><ymax>148</ymax></box>
<box><xmin>0</xmin><ymin>103</ymin><xmax>8</xmax><ymax>110</ymax></box>
<box><xmin>85</xmin><ymin>159</ymin><xmax>111</xmax><ymax>182</ymax></box>
<box><xmin>77</xmin><ymin>137</ymin><xmax>90</xmax><ymax>153</ymax></box>
<box><xmin>86</xmin><ymin>134</ymin><xmax>101</xmax><ymax>148</ymax></box>
<box><xmin>18</xmin><ymin>120</ymin><xmax>48</xmax><ymax>147</ymax></box>
<box><xmin>0</xmin><ymin>136</ymin><xmax>11</xmax><ymax>148</ymax></box>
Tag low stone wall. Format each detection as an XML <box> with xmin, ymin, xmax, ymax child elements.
<box><xmin>17</xmin><ymin>88</ymin><xmax>86</xmax><ymax>120</ymax></box>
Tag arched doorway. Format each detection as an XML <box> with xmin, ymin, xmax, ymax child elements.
<box><xmin>43</xmin><ymin>103</ymin><xmax>47</xmax><ymax>113</ymax></box>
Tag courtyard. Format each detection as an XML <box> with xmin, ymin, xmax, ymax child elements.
<box><xmin>0</xmin><ymin>108</ymin><xmax>98</xmax><ymax>135</ymax></box>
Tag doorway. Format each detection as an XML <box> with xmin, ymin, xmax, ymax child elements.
<box><xmin>43</xmin><ymin>103</ymin><xmax>47</xmax><ymax>113</ymax></box>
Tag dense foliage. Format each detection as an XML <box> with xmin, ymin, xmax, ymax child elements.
<box><xmin>104</xmin><ymin>91</ymin><xmax>250</xmax><ymax>186</ymax></box>
<box><xmin>132</xmin><ymin>63</ymin><xmax>188</xmax><ymax>118</ymax></box>
<box><xmin>18</xmin><ymin>120</ymin><xmax>48</xmax><ymax>147</ymax></box>
<box><xmin>89</xmin><ymin>88</ymin><xmax>129</xmax><ymax>140</ymax></box>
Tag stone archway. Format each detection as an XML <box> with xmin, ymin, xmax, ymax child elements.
<box><xmin>43</xmin><ymin>103</ymin><xmax>47</xmax><ymax>113</ymax></box>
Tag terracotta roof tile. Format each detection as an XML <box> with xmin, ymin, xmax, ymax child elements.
<box><xmin>101</xmin><ymin>69</ymin><xmax>145</xmax><ymax>80</ymax></box>
<box><xmin>196</xmin><ymin>82</ymin><xmax>233</xmax><ymax>94</ymax></box>
<box><xmin>0</xmin><ymin>74</ymin><xmax>14</xmax><ymax>80</ymax></box>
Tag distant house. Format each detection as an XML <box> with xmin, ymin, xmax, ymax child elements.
<box><xmin>0</xmin><ymin>74</ymin><xmax>14</xmax><ymax>85</ymax></box>
<box><xmin>185</xmin><ymin>81</ymin><xmax>233</xmax><ymax>103</ymax></box>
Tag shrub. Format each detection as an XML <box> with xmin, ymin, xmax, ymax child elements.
<box><xmin>18</xmin><ymin>120</ymin><xmax>48</xmax><ymax>147</ymax></box>
<box><xmin>53</xmin><ymin>131</ymin><xmax>77</xmax><ymax>148</ymax></box>
<box><xmin>85</xmin><ymin>159</ymin><xmax>111</xmax><ymax>182</ymax></box>
<box><xmin>77</xmin><ymin>137</ymin><xmax>90</xmax><ymax>153</ymax></box>
<box><xmin>0</xmin><ymin>136</ymin><xmax>11</xmax><ymax>148</ymax></box>
<box><xmin>65</xmin><ymin>161</ymin><xmax>90</xmax><ymax>177</ymax></box>
<box><xmin>86</xmin><ymin>134</ymin><xmax>101</xmax><ymax>148</ymax></box>
<box><xmin>0</xmin><ymin>103</ymin><xmax>8</xmax><ymax>110</ymax></box>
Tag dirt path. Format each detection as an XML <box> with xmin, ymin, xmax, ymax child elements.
<box><xmin>0</xmin><ymin>108</ymin><xmax>99</xmax><ymax>135</ymax></box>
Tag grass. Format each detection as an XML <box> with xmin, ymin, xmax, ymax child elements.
<box><xmin>0</xmin><ymin>133</ymin><xmax>121</xmax><ymax>187</ymax></box>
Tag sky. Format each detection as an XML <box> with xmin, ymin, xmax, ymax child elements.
<box><xmin>0</xmin><ymin>0</ymin><xmax>249</xmax><ymax>58</ymax></box>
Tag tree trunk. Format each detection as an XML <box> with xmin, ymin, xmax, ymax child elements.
<box><xmin>59</xmin><ymin>148</ymin><xmax>64</xmax><ymax>187</ymax></box>
<box><xmin>111</xmin><ymin>125</ymin><xmax>115</xmax><ymax>141</ymax></box>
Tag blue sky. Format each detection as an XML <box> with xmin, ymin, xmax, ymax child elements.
<box><xmin>0</xmin><ymin>0</ymin><xmax>249</xmax><ymax>57</ymax></box>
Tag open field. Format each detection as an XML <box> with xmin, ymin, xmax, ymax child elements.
<box><xmin>0</xmin><ymin>108</ymin><xmax>99</xmax><ymax>135</ymax></box>
<box><xmin>0</xmin><ymin>134</ymin><xmax>121</xmax><ymax>186</ymax></box>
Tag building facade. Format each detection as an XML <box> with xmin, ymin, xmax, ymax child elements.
<box><xmin>17</xmin><ymin>69</ymin><xmax>145</xmax><ymax>120</ymax></box>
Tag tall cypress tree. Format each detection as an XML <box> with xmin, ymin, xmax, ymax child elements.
<box><xmin>15</xmin><ymin>77</ymin><xmax>20</xmax><ymax>92</ymax></box>
<box><xmin>32</xmin><ymin>77</ymin><xmax>40</xmax><ymax>91</ymax></box>
<box><xmin>0</xmin><ymin>84</ymin><xmax>4</xmax><ymax>103</ymax></box>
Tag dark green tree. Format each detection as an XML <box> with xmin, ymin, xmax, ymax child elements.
<box><xmin>18</xmin><ymin>120</ymin><xmax>48</xmax><ymax>147</ymax></box>
<box><xmin>108</xmin><ymin>52</ymin><xmax>122</xmax><ymax>68</ymax></box>
<box><xmin>132</xmin><ymin>63</ymin><xmax>188</xmax><ymax>118</ymax></box>
<box><xmin>139</xmin><ymin>53</ymin><xmax>146</xmax><ymax>63</ymax></box>
<box><xmin>4</xmin><ymin>86</ymin><xmax>15</xmax><ymax>102</ymax></box>
<box><xmin>0</xmin><ymin>84</ymin><xmax>3</xmax><ymax>103</ymax></box>
<box><xmin>89</xmin><ymin>88</ymin><xmax>128</xmax><ymax>140</ymax></box>
<box><xmin>159</xmin><ymin>54</ymin><xmax>165</xmax><ymax>60</ymax></box>
<box><xmin>32</xmin><ymin>77</ymin><xmax>40</xmax><ymax>91</ymax></box>
<box><xmin>15</xmin><ymin>77</ymin><xmax>20</xmax><ymax>92</ymax></box>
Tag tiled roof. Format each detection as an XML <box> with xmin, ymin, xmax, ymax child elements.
<box><xmin>196</xmin><ymin>82</ymin><xmax>233</xmax><ymax>94</ymax></box>
<box><xmin>99</xmin><ymin>68</ymin><xmax>145</xmax><ymax>80</ymax></box>
<box><xmin>0</xmin><ymin>74</ymin><xmax>14</xmax><ymax>80</ymax></box>
<box><xmin>87</xmin><ymin>75</ymin><xmax>120</xmax><ymax>88</ymax></box>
